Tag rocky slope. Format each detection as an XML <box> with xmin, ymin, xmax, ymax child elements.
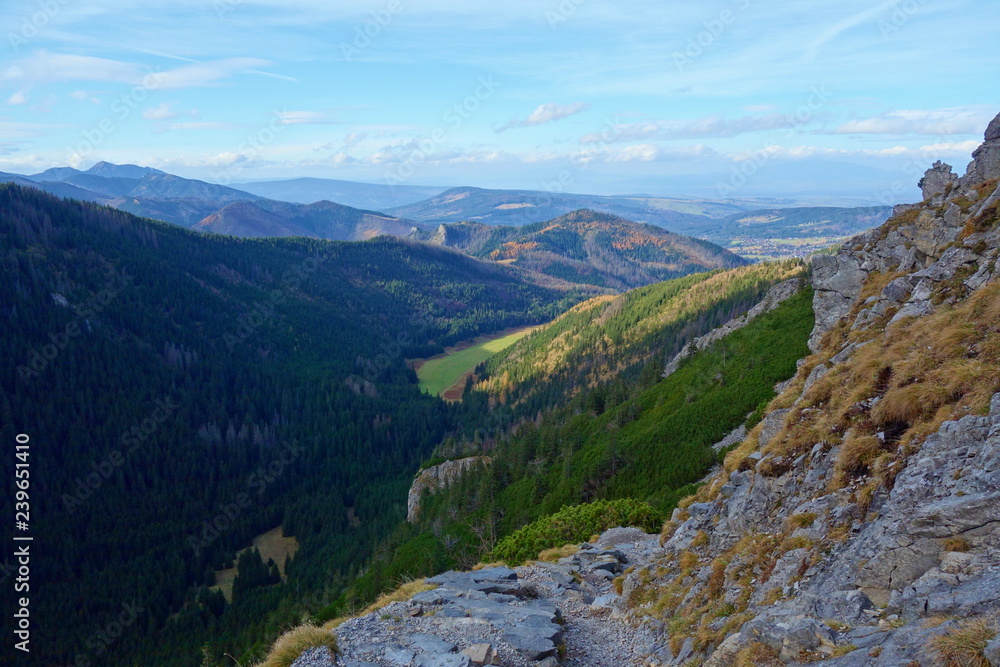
<box><xmin>611</xmin><ymin>112</ymin><xmax>1000</xmax><ymax>665</ymax></box>
<box><xmin>273</xmin><ymin>114</ymin><xmax>1000</xmax><ymax>667</ymax></box>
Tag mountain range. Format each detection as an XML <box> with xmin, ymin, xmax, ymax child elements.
<box><xmin>0</xmin><ymin>164</ymin><xmax>890</xmax><ymax>258</ymax></box>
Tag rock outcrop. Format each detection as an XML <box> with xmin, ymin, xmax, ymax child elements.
<box><xmin>918</xmin><ymin>160</ymin><xmax>958</xmax><ymax>200</ymax></box>
<box><xmin>407</xmin><ymin>457</ymin><xmax>492</xmax><ymax>522</ymax></box>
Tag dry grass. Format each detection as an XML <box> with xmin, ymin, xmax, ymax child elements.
<box><xmin>926</xmin><ymin>617</ymin><xmax>997</xmax><ymax>667</ymax></box>
<box><xmin>734</xmin><ymin>641</ymin><xmax>782</xmax><ymax>666</ymax></box>
<box><xmin>789</xmin><ymin>512</ymin><xmax>818</xmax><ymax>529</ymax></box>
<box><xmin>537</xmin><ymin>543</ymin><xmax>580</xmax><ymax>562</ymax></box>
<box><xmin>322</xmin><ymin>578</ymin><xmax>436</xmax><ymax>631</ymax></box>
<box><xmin>943</xmin><ymin>537</ymin><xmax>972</xmax><ymax>552</ymax></box>
<box><xmin>255</xmin><ymin>624</ymin><xmax>337</xmax><ymax>667</ymax></box>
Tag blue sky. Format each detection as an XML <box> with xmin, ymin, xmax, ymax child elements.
<box><xmin>1</xmin><ymin>0</ymin><xmax>998</xmax><ymax>201</ymax></box>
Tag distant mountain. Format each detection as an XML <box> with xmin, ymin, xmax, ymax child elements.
<box><xmin>387</xmin><ymin>185</ymin><xmax>745</xmax><ymax>229</ymax></box>
<box><xmin>195</xmin><ymin>199</ymin><xmax>427</xmax><ymax>241</ymax></box>
<box><xmin>30</xmin><ymin>166</ymin><xmax>81</xmax><ymax>181</ymax></box>
<box><xmin>234</xmin><ymin>177</ymin><xmax>448</xmax><ymax>210</ymax></box>
<box><xmin>83</xmin><ymin>160</ymin><xmax>165</xmax><ymax>179</ymax></box>
<box><xmin>683</xmin><ymin>205</ymin><xmax>894</xmax><ymax>240</ymax></box>
<box><xmin>423</xmin><ymin>209</ymin><xmax>747</xmax><ymax>291</ymax></box>
<box><xmin>3</xmin><ymin>162</ymin><xmax>264</xmax><ymax>226</ymax></box>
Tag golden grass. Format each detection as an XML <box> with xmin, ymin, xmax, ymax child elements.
<box><xmin>537</xmin><ymin>543</ymin><xmax>580</xmax><ymax>562</ymax></box>
<box><xmin>926</xmin><ymin>617</ymin><xmax>997</xmax><ymax>667</ymax></box>
<box><xmin>943</xmin><ymin>537</ymin><xmax>972</xmax><ymax>552</ymax></box>
<box><xmin>255</xmin><ymin>624</ymin><xmax>337</xmax><ymax>667</ymax></box>
<box><xmin>788</xmin><ymin>512</ymin><xmax>818</xmax><ymax>529</ymax></box>
<box><xmin>734</xmin><ymin>641</ymin><xmax>782</xmax><ymax>666</ymax></box>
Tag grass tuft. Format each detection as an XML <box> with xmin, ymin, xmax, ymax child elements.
<box><xmin>926</xmin><ymin>617</ymin><xmax>996</xmax><ymax>667</ymax></box>
<box><xmin>255</xmin><ymin>624</ymin><xmax>338</xmax><ymax>667</ymax></box>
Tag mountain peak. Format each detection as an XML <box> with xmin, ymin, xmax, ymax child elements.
<box><xmin>85</xmin><ymin>161</ymin><xmax>165</xmax><ymax>179</ymax></box>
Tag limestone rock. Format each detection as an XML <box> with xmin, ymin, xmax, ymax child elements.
<box><xmin>919</xmin><ymin>160</ymin><xmax>958</xmax><ymax>200</ymax></box>
<box><xmin>963</xmin><ymin>111</ymin><xmax>1000</xmax><ymax>185</ymax></box>
<box><xmin>407</xmin><ymin>457</ymin><xmax>491</xmax><ymax>522</ymax></box>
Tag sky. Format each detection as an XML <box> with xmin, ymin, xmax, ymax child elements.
<box><xmin>1</xmin><ymin>0</ymin><xmax>999</xmax><ymax>202</ymax></box>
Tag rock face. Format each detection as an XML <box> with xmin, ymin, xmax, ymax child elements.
<box><xmin>407</xmin><ymin>457</ymin><xmax>491</xmax><ymax>522</ymax></box>
<box><xmin>963</xmin><ymin>111</ymin><xmax>1000</xmax><ymax>185</ymax></box>
<box><xmin>615</xmin><ymin>113</ymin><xmax>1000</xmax><ymax>665</ymax></box>
<box><xmin>918</xmin><ymin>160</ymin><xmax>958</xmax><ymax>200</ymax></box>
<box><xmin>663</xmin><ymin>278</ymin><xmax>801</xmax><ymax>378</ymax></box>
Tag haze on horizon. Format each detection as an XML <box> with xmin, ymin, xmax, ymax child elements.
<box><xmin>1</xmin><ymin>0</ymin><xmax>998</xmax><ymax>202</ymax></box>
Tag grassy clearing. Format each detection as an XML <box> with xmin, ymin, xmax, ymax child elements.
<box><xmin>415</xmin><ymin>326</ymin><xmax>537</xmax><ymax>398</ymax></box>
<box><xmin>211</xmin><ymin>525</ymin><xmax>299</xmax><ymax>602</ymax></box>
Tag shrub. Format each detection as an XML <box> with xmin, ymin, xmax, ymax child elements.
<box><xmin>256</xmin><ymin>624</ymin><xmax>338</xmax><ymax>667</ymax></box>
<box><xmin>489</xmin><ymin>498</ymin><xmax>664</xmax><ymax>565</ymax></box>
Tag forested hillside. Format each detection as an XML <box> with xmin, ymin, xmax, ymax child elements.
<box><xmin>471</xmin><ymin>260</ymin><xmax>805</xmax><ymax>418</ymax></box>
<box><xmin>0</xmin><ymin>184</ymin><xmax>576</xmax><ymax>666</ymax></box>
<box><xmin>426</xmin><ymin>209</ymin><xmax>746</xmax><ymax>291</ymax></box>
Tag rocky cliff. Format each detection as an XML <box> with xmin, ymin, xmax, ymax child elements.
<box><xmin>407</xmin><ymin>457</ymin><xmax>492</xmax><ymax>522</ymax></box>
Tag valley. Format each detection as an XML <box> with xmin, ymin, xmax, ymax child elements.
<box><xmin>411</xmin><ymin>325</ymin><xmax>539</xmax><ymax>400</ymax></box>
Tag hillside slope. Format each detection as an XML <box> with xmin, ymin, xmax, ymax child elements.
<box><xmin>387</xmin><ymin>185</ymin><xmax>744</xmax><ymax>228</ymax></box>
<box><xmin>425</xmin><ymin>209</ymin><xmax>747</xmax><ymax>291</ymax></box>
<box><xmin>195</xmin><ymin>198</ymin><xmax>426</xmax><ymax>241</ymax></box>
<box><xmin>0</xmin><ymin>184</ymin><xmax>574</xmax><ymax>666</ymax></box>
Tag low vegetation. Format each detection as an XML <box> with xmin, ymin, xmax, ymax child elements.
<box><xmin>926</xmin><ymin>617</ymin><xmax>997</xmax><ymax>667</ymax></box>
<box><xmin>490</xmin><ymin>498</ymin><xmax>664</xmax><ymax>565</ymax></box>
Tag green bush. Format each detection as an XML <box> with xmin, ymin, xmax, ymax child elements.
<box><xmin>489</xmin><ymin>498</ymin><xmax>664</xmax><ymax>565</ymax></box>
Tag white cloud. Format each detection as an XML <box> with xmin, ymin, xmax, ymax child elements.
<box><xmin>496</xmin><ymin>102</ymin><xmax>590</xmax><ymax>133</ymax></box>
<box><xmin>2</xmin><ymin>52</ymin><xmax>276</xmax><ymax>90</ymax></box>
<box><xmin>581</xmin><ymin>113</ymin><xmax>799</xmax><ymax>143</ymax></box>
<box><xmin>832</xmin><ymin>108</ymin><xmax>994</xmax><ymax>136</ymax></box>
<box><xmin>7</xmin><ymin>92</ymin><xmax>28</xmax><ymax>105</ymax></box>
<box><xmin>274</xmin><ymin>111</ymin><xmax>341</xmax><ymax>125</ymax></box>
<box><xmin>142</xmin><ymin>102</ymin><xmax>199</xmax><ymax>120</ymax></box>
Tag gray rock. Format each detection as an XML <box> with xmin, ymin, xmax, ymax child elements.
<box><xmin>407</xmin><ymin>457</ymin><xmax>492</xmax><ymax>522</ymax></box>
<box><xmin>809</xmin><ymin>254</ymin><xmax>863</xmax><ymax>352</ymax></box>
<box><xmin>409</xmin><ymin>632</ymin><xmax>457</xmax><ymax>654</ymax></box>
<box><xmin>759</xmin><ymin>409</ymin><xmax>790</xmax><ymax>448</ymax></box>
<box><xmin>985</xmin><ymin>634</ymin><xmax>1000</xmax><ymax>666</ymax></box>
<box><xmin>416</xmin><ymin>655</ymin><xmax>471</xmax><ymax>667</ymax></box>
<box><xmin>919</xmin><ymin>160</ymin><xmax>958</xmax><ymax>199</ymax></box>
